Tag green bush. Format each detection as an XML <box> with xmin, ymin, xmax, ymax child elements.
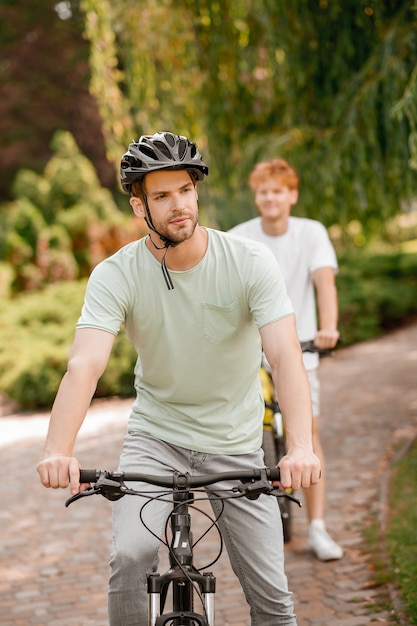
<box><xmin>337</xmin><ymin>248</ymin><xmax>417</xmax><ymax>344</ymax></box>
<box><xmin>0</xmin><ymin>280</ymin><xmax>136</xmax><ymax>409</ymax></box>
<box><xmin>0</xmin><ymin>130</ymin><xmax>146</xmax><ymax>294</ymax></box>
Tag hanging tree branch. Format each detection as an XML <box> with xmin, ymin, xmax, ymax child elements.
<box><xmin>80</xmin><ymin>0</ymin><xmax>132</xmax><ymax>165</ymax></box>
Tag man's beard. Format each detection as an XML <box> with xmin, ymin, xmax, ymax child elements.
<box><xmin>154</xmin><ymin>212</ymin><xmax>198</xmax><ymax>244</ymax></box>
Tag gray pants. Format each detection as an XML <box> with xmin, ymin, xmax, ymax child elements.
<box><xmin>108</xmin><ymin>432</ymin><xmax>297</xmax><ymax>625</ymax></box>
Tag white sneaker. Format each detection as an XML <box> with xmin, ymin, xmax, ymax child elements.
<box><xmin>308</xmin><ymin>520</ymin><xmax>343</xmax><ymax>561</ymax></box>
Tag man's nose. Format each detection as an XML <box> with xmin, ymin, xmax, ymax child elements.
<box><xmin>170</xmin><ymin>193</ymin><xmax>184</xmax><ymax>210</ymax></box>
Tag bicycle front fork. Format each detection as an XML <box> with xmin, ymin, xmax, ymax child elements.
<box><xmin>148</xmin><ymin>571</ymin><xmax>216</xmax><ymax>626</ymax></box>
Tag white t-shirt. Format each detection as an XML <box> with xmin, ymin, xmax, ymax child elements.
<box><xmin>229</xmin><ymin>216</ymin><xmax>338</xmax><ymax>370</ymax></box>
<box><xmin>77</xmin><ymin>228</ymin><xmax>294</xmax><ymax>454</ymax></box>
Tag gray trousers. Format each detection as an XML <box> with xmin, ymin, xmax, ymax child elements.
<box><xmin>108</xmin><ymin>432</ymin><xmax>297</xmax><ymax>625</ymax></box>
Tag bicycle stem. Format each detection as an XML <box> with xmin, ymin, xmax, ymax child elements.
<box><xmin>170</xmin><ymin>491</ymin><xmax>194</xmax><ymax>568</ymax></box>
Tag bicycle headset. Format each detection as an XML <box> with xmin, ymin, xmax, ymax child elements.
<box><xmin>120</xmin><ymin>131</ymin><xmax>209</xmax><ymax>290</ymax></box>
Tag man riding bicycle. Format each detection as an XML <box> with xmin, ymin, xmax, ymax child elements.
<box><xmin>37</xmin><ymin>131</ymin><xmax>320</xmax><ymax>625</ymax></box>
<box><xmin>230</xmin><ymin>157</ymin><xmax>343</xmax><ymax>561</ymax></box>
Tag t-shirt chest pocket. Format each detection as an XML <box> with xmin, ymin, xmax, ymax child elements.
<box><xmin>203</xmin><ymin>298</ymin><xmax>242</xmax><ymax>345</ymax></box>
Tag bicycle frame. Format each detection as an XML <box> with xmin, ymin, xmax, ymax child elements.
<box><xmin>261</xmin><ymin>368</ymin><xmax>292</xmax><ymax>542</ymax></box>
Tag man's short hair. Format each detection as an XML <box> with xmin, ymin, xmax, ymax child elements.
<box><xmin>248</xmin><ymin>158</ymin><xmax>299</xmax><ymax>191</ymax></box>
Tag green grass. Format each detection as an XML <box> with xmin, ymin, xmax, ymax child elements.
<box><xmin>385</xmin><ymin>440</ymin><xmax>417</xmax><ymax>624</ymax></box>
<box><xmin>360</xmin><ymin>518</ymin><xmax>396</xmax><ymax>621</ymax></box>
<box><xmin>358</xmin><ymin>439</ymin><xmax>417</xmax><ymax>624</ymax></box>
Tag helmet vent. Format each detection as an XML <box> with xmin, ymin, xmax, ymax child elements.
<box><xmin>178</xmin><ymin>138</ymin><xmax>187</xmax><ymax>160</ymax></box>
<box><xmin>153</xmin><ymin>140</ymin><xmax>172</xmax><ymax>159</ymax></box>
<box><xmin>140</xmin><ymin>145</ymin><xmax>159</xmax><ymax>160</ymax></box>
<box><xmin>165</xmin><ymin>132</ymin><xmax>176</xmax><ymax>147</ymax></box>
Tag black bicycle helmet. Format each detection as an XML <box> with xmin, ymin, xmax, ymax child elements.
<box><xmin>120</xmin><ymin>131</ymin><xmax>209</xmax><ymax>193</ymax></box>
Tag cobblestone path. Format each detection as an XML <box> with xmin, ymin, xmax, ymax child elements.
<box><xmin>1</xmin><ymin>323</ymin><xmax>416</xmax><ymax>625</ymax></box>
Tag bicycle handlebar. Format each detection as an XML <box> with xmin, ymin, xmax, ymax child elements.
<box><xmin>300</xmin><ymin>338</ymin><xmax>342</xmax><ymax>356</ymax></box>
<box><xmin>67</xmin><ymin>467</ymin><xmax>302</xmax><ymax>508</ymax></box>
<box><xmin>79</xmin><ymin>467</ymin><xmax>281</xmax><ymax>488</ymax></box>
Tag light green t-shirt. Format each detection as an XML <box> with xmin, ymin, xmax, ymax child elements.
<box><xmin>77</xmin><ymin>228</ymin><xmax>294</xmax><ymax>454</ymax></box>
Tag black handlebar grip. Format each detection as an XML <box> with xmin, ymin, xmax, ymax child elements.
<box><xmin>267</xmin><ymin>468</ymin><xmax>281</xmax><ymax>482</ymax></box>
<box><xmin>80</xmin><ymin>469</ymin><xmax>100</xmax><ymax>483</ymax></box>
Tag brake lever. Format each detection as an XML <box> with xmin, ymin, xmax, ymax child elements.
<box><xmin>234</xmin><ymin>474</ymin><xmax>303</xmax><ymax>506</ymax></box>
<box><xmin>271</xmin><ymin>489</ymin><xmax>302</xmax><ymax>507</ymax></box>
<box><xmin>65</xmin><ymin>472</ymin><xmax>127</xmax><ymax>507</ymax></box>
<box><xmin>235</xmin><ymin>477</ymin><xmax>276</xmax><ymax>500</ymax></box>
<box><xmin>65</xmin><ymin>486</ymin><xmax>100</xmax><ymax>507</ymax></box>
<box><xmin>236</xmin><ymin>469</ymin><xmax>278</xmax><ymax>500</ymax></box>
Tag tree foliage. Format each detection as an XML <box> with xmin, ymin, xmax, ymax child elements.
<box><xmin>255</xmin><ymin>0</ymin><xmax>417</xmax><ymax>232</ymax></box>
<box><xmin>79</xmin><ymin>0</ymin><xmax>417</xmax><ymax>230</ymax></box>
<box><xmin>1</xmin><ymin>0</ymin><xmax>417</xmax><ymax>266</ymax></box>
<box><xmin>80</xmin><ymin>0</ymin><xmax>133</xmax><ymax>163</ymax></box>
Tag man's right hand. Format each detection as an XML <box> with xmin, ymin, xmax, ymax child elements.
<box><xmin>37</xmin><ymin>455</ymin><xmax>86</xmax><ymax>495</ymax></box>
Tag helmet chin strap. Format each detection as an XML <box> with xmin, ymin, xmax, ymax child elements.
<box><xmin>140</xmin><ymin>181</ymin><xmax>176</xmax><ymax>290</ymax></box>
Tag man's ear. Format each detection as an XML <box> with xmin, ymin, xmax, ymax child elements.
<box><xmin>130</xmin><ymin>195</ymin><xmax>145</xmax><ymax>218</ymax></box>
